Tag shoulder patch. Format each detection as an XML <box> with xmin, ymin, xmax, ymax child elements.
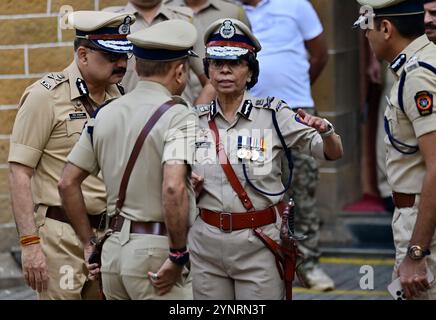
<box><xmin>39</xmin><ymin>72</ymin><xmax>67</xmax><ymax>90</ymax></box>
<box><xmin>166</xmin><ymin>5</ymin><xmax>194</xmax><ymax>19</ymax></box>
<box><xmin>415</xmin><ymin>91</ymin><xmax>433</xmax><ymax>116</ymax></box>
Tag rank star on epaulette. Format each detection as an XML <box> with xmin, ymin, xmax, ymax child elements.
<box><xmin>198</xmin><ymin>105</ymin><xmax>210</xmax><ymax>113</ymax></box>
<box><xmin>415</xmin><ymin>91</ymin><xmax>433</xmax><ymax>116</ymax></box>
<box><xmin>255</xmin><ymin>99</ymin><xmax>264</xmax><ymax>106</ymax></box>
<box><xmin>40</xmin><ymin>80</ymin><xmax>51</xmax><ymax>90</ymax></box>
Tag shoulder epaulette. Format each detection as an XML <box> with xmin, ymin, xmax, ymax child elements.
<box><xmin>405</xmin><ymin>56</ymin><xmax>420</xmax><ymax>73</ymax></box>
<box><xmin>39</xmin><ymin>72</ymin><xmax>68</xmax><ymax>91</ymax></box>
<box><xmin>195</xmin><ymin>104</ymin><xmax>210</xmax><ymax>116</ymax></box>
<box><xmin>171</xmin><ymin>95</ymin><xmax>190</xmax><ymax>108</ymax></box>
<box><xmin>254</xmin><ymin>96</ymin><xmax>289</xmax><ymax>112</ymax></box>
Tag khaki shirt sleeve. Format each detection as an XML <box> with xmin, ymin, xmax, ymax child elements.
<box><xmin>277</xmin><ymin>106</ymin><xmax>326</xmax><ymax>160</ymax></box>
<box><xmin>67</xmin><ymin>122</ymin><xmax>100</xmax><ymax>176</ymax></box>
<box><xmin>8</xmin><ymin>84</ymin><xmax>55</xmax><ymax>168</ymax></box>
<box><xmin>162</xmin><ymin>107</ymin><xmax>198</xmax><ymax>164</ymax></box>
<box><xmin>403</xmin><ymin>68</ymin><xmax>436</xmax><ymax>138</ymax></box>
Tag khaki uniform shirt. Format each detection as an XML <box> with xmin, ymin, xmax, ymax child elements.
<box><xmin>104</xmin><ymin>2</ymin><xmax>203</xmax><ymax>101</ymax></box>
<box><xmin>68</xmin><ymin>81</ymin><xmax>198</xmax><ymax>225</ymax></box>
<box><xmin>384</xmin><ymin>35</ymin><xmax>436</xmax><ymax>193</ymax></box>
<box><xmin>193</xmin><ymin>92</ymin><xmax>326</xmax><ymax>212</ymax></box>
<box><xmin>8</xmin><ymin>62</ymin><xmax>120</xmax><ymax>214</ymax></box>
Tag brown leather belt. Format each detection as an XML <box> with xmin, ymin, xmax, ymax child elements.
<box><xmin>45</xmin><ymin>206</ymin><xmax>106</xmax><ymax>230</ymax></box>
<box><xmin>199</xmin><ymin>202</ymin><xmax>287</xmax><ymax>233</ymax></box>
<box><xmin>392</xmin><ymin>192</ymin><xmax>416</xmax><ymax>209</ymax></box>
<box><xmin>109</xmin><ymin>215</ymin><xmax>167</xmax><ymax>236</ymax></box>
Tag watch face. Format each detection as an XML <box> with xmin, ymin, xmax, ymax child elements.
<box><xmin>409</xmin><ymin>246</ymin><xmax>424</xmax><ymax>260</ymax></box>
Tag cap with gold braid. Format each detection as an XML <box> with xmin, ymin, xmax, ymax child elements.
<box><xmin>68</xmin><ymin>11</ymin><xmax>136</xmax><ymax>53</ymax></box>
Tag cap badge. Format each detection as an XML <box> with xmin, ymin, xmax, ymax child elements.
<box><xmin>219</xmin><ymin>20</ymin><xmax>236</xmax><ymax>39</ymax></box>
<box><xmin>118</xmin><ymin>16</ymin><xmax>132</xmax><ymax>35</ymax></box>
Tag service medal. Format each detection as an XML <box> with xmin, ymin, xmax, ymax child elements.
<box><xmin>237</xmin><ymin>148</ymin><xmax>248</xmax><ymax>159</ymax></box>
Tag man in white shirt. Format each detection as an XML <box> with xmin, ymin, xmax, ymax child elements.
<box><xmin>241</xmin><ymin>0</ymin><xmax>333</xmax><ymax>291</ymax></box>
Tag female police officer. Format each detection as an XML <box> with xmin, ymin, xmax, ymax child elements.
<box><xmin>189</xmin><ymin>18</ymin><xmax>343</xmax><ymax>299</ymax></box>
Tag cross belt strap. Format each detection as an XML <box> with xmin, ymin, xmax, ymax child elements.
<box><xmin>208</xmin><ymin>119</ymin><xmax>254</xmax><ymax>210</ymax></box>
<box><xmin>115</xmin><ymin>100</ymin><xmax>177</xmax><ymax>213</ymax></box>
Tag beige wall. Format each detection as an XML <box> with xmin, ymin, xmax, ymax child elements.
<box><xmin>311</xmin><ymin>0</ymin><xmax>362</xmax><ymax>243</ymax></box>
<box><xmin>0</xmin><ymin>0</ymin><xmax>126</xmax><ymax>225</ymax></box>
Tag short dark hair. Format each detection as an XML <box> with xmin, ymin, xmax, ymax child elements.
<box><xmin>73</xmin><ymin>38</ymin><xmax>94</xmax><ymax>51</ymax></box>
<box><xmin>374</xmin><ymin>13</ymin><xmax>425</xmax><ymax>39</ymax></box>
<box><xmin>135</xmin><ymin>57</ymin><xmax>188</xmax><ymax>77</ymax></box>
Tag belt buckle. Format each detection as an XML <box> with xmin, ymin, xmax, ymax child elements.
<box><xmin>219</xmin><ymin>212</ymin><xmax>232</xmax><ymax>233</ymax></box>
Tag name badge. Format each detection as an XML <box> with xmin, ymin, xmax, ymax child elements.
<box><xmin>69</xmin><ymin>112</ymin><xmax>87</xmax><ymax>120</ymax></box>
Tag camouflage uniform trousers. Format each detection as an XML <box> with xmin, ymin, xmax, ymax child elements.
<box><xmin>281</xmin><ymin>149</ymin><xmax>321</xmax><ymax>273</ymax></box>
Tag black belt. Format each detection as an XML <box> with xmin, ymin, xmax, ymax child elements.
<box><xmin>109</xmin><ymin>215</ymin><xmax>167</xmax><ymax>236</ymax></box>
<box><xmin>45</xmin><ymin>206</ymin><xmax>106</xmax><ymax>230</ymax></box>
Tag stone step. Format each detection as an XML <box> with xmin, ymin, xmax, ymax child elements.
<box><xmin>0</xmin><ymin>252</ymin><xmax>24</xmax><ymax>290</ymax></box>
<box><xmin>0</xmin><ymin>223</ymin><xmax>18</xmax><ymax>253</ymax></box>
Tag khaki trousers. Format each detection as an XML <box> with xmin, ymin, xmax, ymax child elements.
<box><xmin>101</xmin><ymin>232</ymin><xmax>192</xmax><ymax>300</ymax></box>
<box><xmin>188</xmin><ymin>216</ymin><xmax>285</xmax><ymax>300</ymax></box>
<box><xmin>37</xmin><ymin>208</ymin><xmax>100</xmax><ymax>300</ymax></box>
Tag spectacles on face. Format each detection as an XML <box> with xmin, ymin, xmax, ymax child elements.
<box><xmin>207</xmin><ymin>59</ymin><xmax>248</xmax><ymax>70</ymax></box>
<box><xmin>85</xmin><ymin>46</ymin><xmax>133</xmax><ymax>62</ymax></box>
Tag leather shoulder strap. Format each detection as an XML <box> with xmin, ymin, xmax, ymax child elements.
<box><xmin>116</xmin><ymin>100</ymin><xmax>177</xmax><ymax>212</ymax></box>
<box><xmin>208</xmin><ymin>119</ymin><xmax>254</xmax><ymax>211</ymax></box>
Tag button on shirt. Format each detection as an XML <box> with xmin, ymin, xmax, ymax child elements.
<box><xmin>243</xmin><ymin>0</ymin><xmax>323</xmax><ymax>107</ymax></box>
<box><xmin>194</xmin><ymin>92</ymin><xmax>326</xmax><ymax>213</ymax></box>
<box><xmin>384</xmin><ymin>35</ymin><xmax>436</xmax><ymax>193</ymax></box>
<box><xmin>8</xmin><ymin>62</ymin><xmax>120</xmax><ymax>214</ymax></box>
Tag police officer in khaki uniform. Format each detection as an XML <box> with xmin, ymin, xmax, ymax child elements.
<box><xmin>104</xmin><ymin>0</ymin><xmax>212</xmax><ymax>104</ymax></box>
<box><xmin>58</xmin><ymin>20</ymin><xmax>198</xmax><ymax>300</ymax></box>
<box><xmin>163</xmin><ymin>0</ymin><xmax>251</xmax><ymax>107</ymax></box>
<box><xmin>189</xmin><ymin>18</ymin><xmax>343</xmax><ymax>299</ymax></box>
<box><xmin>8</xmin><ymin>11</ymin><xmax>135</xmax><ymax>299</ymax></box>
<box><xmin>355</xmin><ymin>0</ymin><xmax>436</xmax><ymax>299</ymax></box>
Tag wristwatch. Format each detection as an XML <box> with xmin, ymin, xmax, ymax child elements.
<box><xmin>407</xmin><ymin>245</ymin><xmax>431</xmax><ymax>260</ymax></box>
<box><xmin>88</xmin><ymin>235</ymin><xmax>98</xmax><ymax>247</ymax></box>
<box><xmin>319</xmin><ymin>118</ymin><xmax>335</xmax><ymax>138</ymax></box>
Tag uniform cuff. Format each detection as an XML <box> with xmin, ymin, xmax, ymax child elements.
<box><xmin>67</xmin><ymin>144</ymin><xmax>99</xmax><ymax>176</ymax></box>
<box><xmin>8</xmin><ymin>143</ymin><xmax>42</xmax><ymax>168</ymax></box>
<box><xmin>413</xmin><ymin>116</ymin><xmax>436</xmax><ymax>138</ymax></box>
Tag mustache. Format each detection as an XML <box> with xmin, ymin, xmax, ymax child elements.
<box><xmin>425</xmin><ymin>23</ymin><xmax>436</xmax><ymax>30</ymax></box>
<box><xmin>112</xmin><ymin>68</ymin><xmax>126</xmax><ymax>75</ymax></box>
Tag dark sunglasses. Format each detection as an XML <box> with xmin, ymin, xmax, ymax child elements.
<box><xmin>85</xmin><ymin>46</ymin><xmax>133</xmax><ymax>62</ymax></box>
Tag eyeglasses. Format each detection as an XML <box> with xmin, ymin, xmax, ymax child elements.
<box><xmin>85</xmin><ymin>46</ymin><xmax>133</xmax><ymax>62</ymax></box>
<box><xmin>207</xmin><ymin>59</ymin><xmax>248</xmax><ymax>70</ymax></box>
